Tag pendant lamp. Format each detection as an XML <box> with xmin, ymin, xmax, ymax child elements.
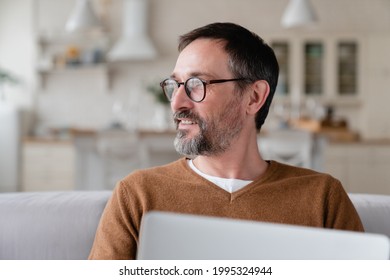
<box><xmin>65</xmin><ymin>0</ymin><xmax>102</xmax><ymax>32</ymax></box>
<box><xmin>281</xmin><ymin>0</ymin><xmax>317</xmax><ymax>28</ymax></box>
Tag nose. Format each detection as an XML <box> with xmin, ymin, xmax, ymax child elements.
<box><xmin>170</xmin><ymin>85</ymin><xmax>194</xmax><ymax>112</ymax></box>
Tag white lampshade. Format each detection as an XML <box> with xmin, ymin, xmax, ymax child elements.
<box><xmin>281</xmin><ymin>0</ymin><xmax>317</xmax><ymax>28</ymax></box>
<box><xmin>65</xmin><ymin>0</ymin><xmax>102</xmax><ymax>32</ymax></box>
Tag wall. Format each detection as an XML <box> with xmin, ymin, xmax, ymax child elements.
<box><xmin>363</xmin><ymin>35</ymin><xmax>390</xmax><ymax>139</ymax></box>
<box><xmin>1</xmin><ymin>0</ymin><xmax>390</xmax><ymax>139</ymax></box>
<box><xmin>0</xmin><ymin>0</ymin><xmax>35</xmax><ymax>108</ymax></box>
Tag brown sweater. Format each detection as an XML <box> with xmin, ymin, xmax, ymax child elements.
<box><xmin>89</xmin><ymin>158</ymin><xmax>364</xmax><ymax>260</ymax></box>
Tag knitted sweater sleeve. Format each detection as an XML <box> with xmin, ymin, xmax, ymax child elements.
<box><xmin>88</xmin><ymin>181</ymin><xmax>139</xmax><ymax>260</ymax></box>
<box><xmin>323</xmin><ymin>177</ymin><xmax>364</xmax><ymax>232</ymax></box>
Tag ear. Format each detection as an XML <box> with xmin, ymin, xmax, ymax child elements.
<box><xmin>246</xmin><ymin>80</ymin><xmax>270</xmax><ymax>116</ymax></box>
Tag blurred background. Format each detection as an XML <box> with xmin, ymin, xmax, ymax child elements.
<box><xmin>1</xmin><ymin>0</ymin><xmax>390</xmax><ymax>194</ymax></box>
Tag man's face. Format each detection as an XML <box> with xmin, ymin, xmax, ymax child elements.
<box><xmin>170</xmin><ymin>39</ymin><xmax>246</xmax><ymax>157</ymax></box>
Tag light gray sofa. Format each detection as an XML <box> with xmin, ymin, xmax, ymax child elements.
<box><xmin>0</xmin><ymin>191</ymin><xmax>389</xmax><ymax>260</ymax></box>
<box><xmin>0</xmin><ymin>191</ymin><xmax>111</xmax><ymax>260</ymax></box>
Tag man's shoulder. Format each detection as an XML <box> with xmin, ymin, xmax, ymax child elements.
<box><xmin>271</xmin><ymin>160</ymin><xmax>327</xmax><ymax>175</ymax></box>
<box><xmin>268</xmin><ymin>160</ymin><xmax>341</xmax><ymax>184</ymax></box>
<box><xmin>262</xmin><ymin>161</ymin><xmax>347</xmax><ymax>202</ymax></box>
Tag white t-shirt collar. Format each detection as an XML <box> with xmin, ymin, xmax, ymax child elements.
<box><xmin>188</xmin><ymin>159</ymin><xmax>253</xmax><ymax>193</ymax></box>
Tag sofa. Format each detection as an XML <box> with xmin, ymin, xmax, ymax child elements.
<box><xmin>0</xmin><ymin>191</ymin><xmax>389</xmax><ymax>260</ymax></box>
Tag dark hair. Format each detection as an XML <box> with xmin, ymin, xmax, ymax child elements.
<box><xmin>178</xmin><ymin>22</ymin><xmax>279</xmax><ymax>131</ymax></box>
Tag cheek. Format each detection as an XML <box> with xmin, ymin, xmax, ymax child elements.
<box><xmin>199</xmin><ymin>105</ymin><xmax>220</xmax><ymax>123</ymax></box>
<box><xmin>198</xmin><ymin>89</ymin><xmax>244</xmax><ymax>123</ymax></box>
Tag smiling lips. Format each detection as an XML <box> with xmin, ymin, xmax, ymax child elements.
<box><xmin>174</xmin><ymin>111</ymin><xmax>200</xmax><ymax>129</ymax></box>
<box><xmin>176</xmin><ymin>118</ymin><xmax>199</xmax><ymax>130</ymax></box>
<box><xmin>179</xmin><ymin>119</ymin><xmax>197</xmax><ymax>125</ymax></box>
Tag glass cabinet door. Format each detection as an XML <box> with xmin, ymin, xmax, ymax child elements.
<box><xmin>338</xmin><ymin>42</ymin><xmax>358</xmax><ymax>95</ymax></box>
<box><xmin>269</xmin><ymin>37</ymin><xmax>359</xmax><ymax>103</ymax></box>
<box><xmin>304</xmin><ymin>42</ymin><xmax>324</xmax><ymax>95</ymax></box>
<box><xmin>272</xmin><ymin>42</ymin><xmax>290</xmax><ymax>95</ymax></box>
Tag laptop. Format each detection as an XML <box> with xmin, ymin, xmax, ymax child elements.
<box><xmin>137</xmin><ymin>211</ymin><xmax>390</xmax><ymax>260</ymax></box>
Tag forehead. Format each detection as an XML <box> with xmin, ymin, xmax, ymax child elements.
<box><xmin>172</xmin><ymin>39</ymin><xmax>232</xmax><ymax>79</ymax></box>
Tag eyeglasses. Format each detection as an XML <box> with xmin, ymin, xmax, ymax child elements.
<box><xmin>160</xmin><ymin>77</ymin><xmax>248</xmax><ymax>103</ymax></box>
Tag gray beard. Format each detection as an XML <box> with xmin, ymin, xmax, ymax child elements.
<box><xmin>174</xmin><ymin>122</ymin><xmax>213</xmax><ymax>158</ymax></box>
<box><xmin>173</xmin><ymin>101</ymin><xmax>243</xmax><ymax>158</ymax></box>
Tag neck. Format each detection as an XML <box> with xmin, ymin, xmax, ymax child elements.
<box><xmin>192</xmin><ymin>129</ymin><xmax>268</xmax><ymax>180</ymax></box>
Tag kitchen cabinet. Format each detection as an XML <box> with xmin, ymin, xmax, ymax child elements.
<box><xmin>304</xmin><ymin>42</ymin><xmax>324</xmax><ymax>95</ymax></box>
<box><xmin>21</xmin><ymin>140</ymin><xmax>75</xmax><ymax>191</ymax></box>
<box><xmin>324</xmin><ymin>142</ymin><xmax>390</xmax><ymax>195</ymax></box>
<box><xmin>268</xmin><ymin>34</ymin><xmax>362</xmax><ymax>108</ymax></box>
<box><xmin>271</xmin><ymin>42</ymin><xmax>289</xmax><ymax>95</ymax></box>
<box><xmin>338</xmin><ymin>42</ymin><xmax>358</xmax><ymax>94</ymax></box>
<box><xmin>73</xmin><ymin>130</ymin><xmax>180</xmax><ymax>190</ymax></box>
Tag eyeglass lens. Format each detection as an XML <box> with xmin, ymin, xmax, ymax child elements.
<box><xmin>185</xmin><ymin>78</ymin><xmax>204</xmax><ymax>102</ymax></box>
<box><xmin>162</xmin><ymin>77</ymin><xmax>205</xmax><ymax>102</ymax></box>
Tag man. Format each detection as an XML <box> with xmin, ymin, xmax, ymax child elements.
<box><xmin>89</xmin><ymin>22</ymin><xmax>363</xmax><ymax>260</ymax></box>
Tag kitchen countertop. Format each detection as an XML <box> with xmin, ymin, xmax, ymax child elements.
<box><xmin>23</xmin><ymin>128</ymin><xmax>177</xmax><ymax>142</ymax></box>
<box><xmin>23</xmin><ymin>137</ymin><xmax>73</xmax><ymax>144</ymax></box>
<box><xmin>23</xmin><ymin>127</ymin><xmax>390</xmax><ymax>146</ymax></box>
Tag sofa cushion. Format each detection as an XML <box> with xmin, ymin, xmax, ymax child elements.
<box><xmin>0</xmin><ymin>191</ymin><xmax>111</xmax><ymax>260</ymax></box>
<box><xmin>349</xmin><ymin>193</ymin><xmax>390</xmax><ymax>238</ymax></box>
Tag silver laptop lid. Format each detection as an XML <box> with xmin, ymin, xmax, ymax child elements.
<box><xmin>137</xmin><ymin>211</ymin><xmax>390</xmax><ymax>260</ymax></box>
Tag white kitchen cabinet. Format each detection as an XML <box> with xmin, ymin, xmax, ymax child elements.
<box><xmin>324</xmin><ymin>142</ymin><xmax>390</xmax><ymax>195</ymax></box>
<box><xmin>266</xmin><ymin>34</ymin><xmax>365</xmax><ymax>140</ymax></box>
<box><xmin>21</xmin><ymin>140</ymin><xmax>75</xmax><ymax>191</ymax></box>
<box><xmin>268</xmin><ymin>34</ymin><xmax>363</xmax><ymax>101</ymax></box>
<box><xmin>73</xmin><ymin>131</ymin><xmax>180</xmax><ymax>191</ymax></box>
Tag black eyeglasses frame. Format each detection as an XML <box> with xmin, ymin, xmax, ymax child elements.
<box><xmin>160</xmin><ymin>77</ymin><xmax>248</xmax><ymax>103</ymax></box>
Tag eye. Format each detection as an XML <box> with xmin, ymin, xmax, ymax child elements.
<box><xmin>187</xmin><ymin>77</ymin><xmax>203</xmax><ymax>90</ymax></box>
